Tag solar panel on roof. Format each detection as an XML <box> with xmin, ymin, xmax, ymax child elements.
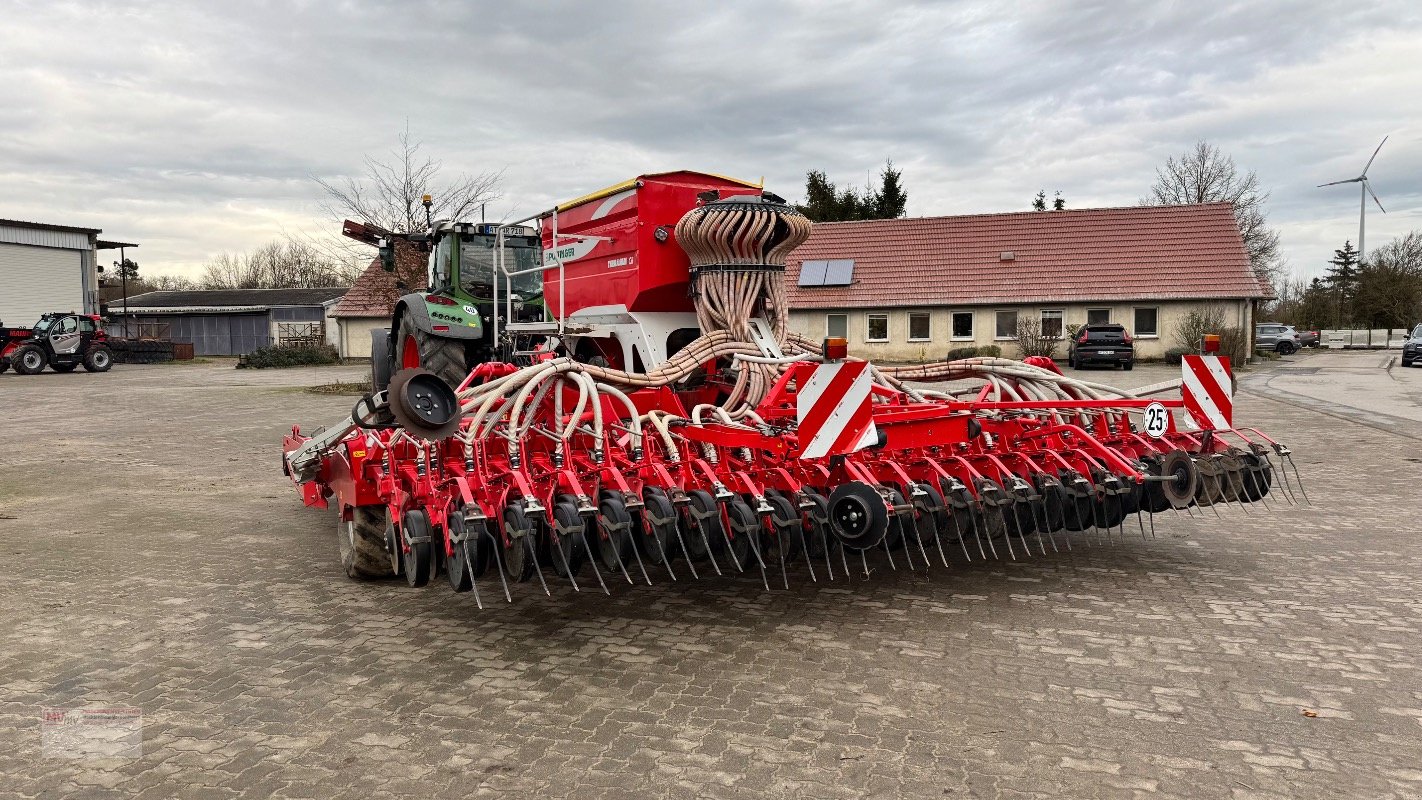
<box><xmin>822</xmin><ymin>259</ymin><xmax>854</xmax><ymax>285</ymax></box>
<box><xmin>797</xmin><ymin>260</ymin><xmax>829</xmax><ymax>286</ymax></box>
<box><xmin>799</xmin><ymin>259</ymin><xmax>854</xmax><ymax>286</ymax></box>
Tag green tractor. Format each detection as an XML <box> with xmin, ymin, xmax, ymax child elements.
<box><xmin>344</xmin><ymin>212</ymin><xmax>547</xmax><ymax>392</ymax></box>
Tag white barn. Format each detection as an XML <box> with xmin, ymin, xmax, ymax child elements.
<box><xmin>0</xmin><ymin>218</ymin><xmax>136</xmax><ymax>327</ymax></box>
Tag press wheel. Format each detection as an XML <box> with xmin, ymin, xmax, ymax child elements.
<box><xmin>593</xmin><ymin>491</ymin><xmax>637</xmax><ymax>573</ymax></box>
<box><xmin>503</xmin><ymin>502</ymin><xmax>542</xmax><ymax>583</ymax></box>
<box><xmin>400</xmin><ymin>509</ymin><xmax>433</xmax><ymax>588</ymax></box>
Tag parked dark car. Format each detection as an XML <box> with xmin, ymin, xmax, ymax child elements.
<box><xmin>1300</xmin><ymin>329</ymin><xmax>1320</xmax><ymax>348</ymax></box>
<box><xmin>1067</xmin><ymin>323</ymin><xmax>1134</xmax><ymax>370</ymax></box>
<box><xmin>1402</xmin><ymin>324</ymin><xmax>1422</xmax><ymax>367</ymax></box>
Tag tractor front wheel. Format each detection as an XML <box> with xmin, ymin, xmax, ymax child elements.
<box><xmin>13</xmin><ymin>344</ymin><xmax>47</xmax><ymax>375</ymax></box>
<box><xmin>83</xmin><ymin>346</ymin><xmax>114</xmax><ymax>373</ymax></box>
<box><xmin>394</xmin><ymin>314</ymin><xmax>466</xmax><ymax>389</ymax></box>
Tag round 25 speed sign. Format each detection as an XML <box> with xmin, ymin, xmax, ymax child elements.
<box><xmin>1142</xmin><ymin>401</ymin><xmax>1169</xmax><ymax>439</ymax></box>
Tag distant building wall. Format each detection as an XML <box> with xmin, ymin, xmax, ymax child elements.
<box><xmin>789</xmin><ymin>299</ymin><xmax>1254</xmax><ymax>361</ymax></box>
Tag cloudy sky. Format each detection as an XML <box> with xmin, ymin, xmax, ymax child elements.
<box><xmin>3</xmin><ymin>0</ymin><xmax>1419</xmax><ymax>282</ymax></box>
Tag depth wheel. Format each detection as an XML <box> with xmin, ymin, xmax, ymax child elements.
<box><xmin>400</xmin><ymin>509</ymin><xmax>434</xmax><ymax>588</ymax></box>
<box><xmin>445</xmin><ymin>509</ymin><xmax>488</xmax><ymax>592</ymax></box>
<box><xmin>723</xmin><ymin>496</ymin><xmax>757</xmax><ymax>570</ymax></box>
<box><xmin>800</xmin><ymin>489</ymin><xmax>832</xmax><ymax>558</ymax></box>
<box><xmin>550</xmin><ymin>498</ymin><xmax>586</xmax><ymax>578</ymax></box>
<box><xmin>640</xmin><ymin>487</ymin><xmax>678</xmax><ymax>562</ymax></box>
<box><xmin>1238</xmin><ymin>451</ymin><xmax>1273</xmax><ymax>502</ymax></box>
<box><xmin>682</xmin><ymin>490</ymin><xmax>723</xmax><ymax>563</ymax></box>
<box><xmin>502</xmin><ymin>503</ymin><xmax>542</xmax><ymax>583</ymax></box>
<box><xmin>1032</xmin><ymin>476</ymin><xmax>1067</xmax><ymax>533</ymax></box>
<box><xmin>592</xmin><ymin>491</ymin><xmax>636</xmax><ymax>573</ymax></box>
<box><xmin>761</xmin><ymin>490</ymin><xmax>802</xmax><ymax>566</ymax></box>
<box><xmin>338</xmin><ymin>505</ymin><xmax>392</xmax><ymax>580</ymax></box>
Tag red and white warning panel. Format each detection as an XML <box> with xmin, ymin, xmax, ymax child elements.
<box><xmin>1181</xmin><ymin>354</ymin><xmax>1233</xmax><ymax>430</ymax></box>
<box><xmin>796</xmin><ymin>361</ymin><xmax>878</xmax><ymax>459</ymax></box>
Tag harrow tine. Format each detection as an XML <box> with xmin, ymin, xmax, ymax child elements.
<box><xmin>777</xmin><ymin>524</ymin><xmax>791</xmax><ymax>590</ymax></box>
<box><xmin>608</xmin><ymin>533</ymin><xmax>634</xmax><ymax>585</ymax></box>
<box><xmin>479</xmin><ymin>528</ymin><xmax>514</xmax><ymax>604</ymax></box>
<box><xmin>1256</xmin><ymin>471</ymin><xmax>1273</xmax><ymax>510</ymax></box>
<box><xmin>627</xmin><ymin>533</ymin><xmax>653</xmax><ymax>586</ymax></box>
<box><xmin>928</xmin><ymin>514</ymin><xmax>951</xmax><ymax>568</ymax></box>
<box><xmin>1271</xmin><ymin>454</ymin><xmax>1298</xmax><ymax>505</ymax></box>
<box><xmin>1136</xmin><ymin>509</ymin><xmax>1148</xmax><ymax>541</ymax></box>
<box><xmin>699</xmin><ymin>527</ymin><xmax>724</xmax><ymax>577</ymax></box>
<box><xmin>668</xmin><ymin>524</ymin><xmax>696</xmax><ymax>580</ymax></box>
<box><xmin>1286</xmin><ymin>454</ymin><xmax>1311</xmax><ymax>506</ymax></box>
<box><xmin>1116</xmin><ymin>493</ymin><xmax>1127</xmax><ymax>542</ymax></box>
<box><xmin>999</xmin><ymin>507</ymin><xmax>1017</xmax><ymax>560</ymax></box>
<box><xmin>860</xmin><ymin>548</ymin><xmax>871</xmax><ymax>579</ymax></box>
<box><xmin>970</xmin><ymin>506</ymin><xmax>993</xmax><ymax>560</ymax></box>
<box><xmin>947</xmin><ymin>512</ymin><xmax>972</xmax><ymax>562</ymax></box>
<box><xmin>793</xmin><ymin>520</ymin><xmax>817</xmax><ymax>583</ymax></box>
<box><xmin>1032</xmin><ymin>501</ymin><xmax>1058</xmax><ymax>554</ymax></box>
<box><xmin>550</xmin><ymin>532</ymin><xmax>580</xmax><ymax>592</ymax></box>
<box><xmin>838</xmin><ymin>536</ymin><xmax>853</xmax><ymax>580</ymax></box>
<box><xmin>654</xmin><ymin>532</ymin><xmax>678</xmax><ymax>581</ymax></box>
<box><xmin>719</xmin><ymin>526</ymin><xmax>744</xmax><ymax>573</ymax></box>
<box><xmin>743</xmin><ymin>529</ymin><xmax>771</xmax><ymax>591</ymax></box>
<box><xmin>526</xmin><ymin>525</ymin><xmax>552</xmax><ymax>596</ymax></box>
<box><xmin>881</xmin><ymin>532</ymin><xmax>900</xmax><ymax>571</ymax></box>
<box><xmin>462</xmin><ymin>540</ymin><xmax>484</xmax><ymax>611</ymax></box>
<box><xmin>575</xmin><ymin>527</ymin><xmax>611</xmax><ymax>595</ymax></box>
<box><xmin>1147</xmin><ymin>508</ymin><xmax>1156</xmax><ymax>538</ymax></box>
<box><xmin>910</xmin><ymin>515</ymin><xmax>933</xmax><ymax>570</ymax></box>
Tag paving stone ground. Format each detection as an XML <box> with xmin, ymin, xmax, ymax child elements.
<box><xmin>1</xmin><ymin>357</ymin><xmax>1419</xmax><ymax>799</ymax></box>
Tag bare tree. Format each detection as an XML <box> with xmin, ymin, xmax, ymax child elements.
<box><xmin>1014</xmin><ymin>317</ymin><xmax>1060</xmax><ymax>359</ymax></box>
<box><xmin>129</xmin><ymin>274</ymin><xmax>200</xmax><ymax>292</ymax></box>
<box><xmin>1145</xmin><ymin>141</ymin><xmax>1283</xmax><ymax>288</ymax></box>
<box><xmin>315</xmin><ymin>126</ymin><xmax>503</xmax><ymax>234</ymax></box>
<box><xmin>199</xmin><ymin>239</ymin><xmax>356</xmax><ymax>289</ymax></box>
<box><xmin>1354</xmin><ymin>232</ymin><xmax>1422</xmax><ymax>329</ymax></box>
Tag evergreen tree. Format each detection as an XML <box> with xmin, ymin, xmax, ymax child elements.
<box><xmin>1323</xmin><ymin>241</ymin><xmax>1359</xmax><ymax>327</ymax></box>
<box><xmin>1032</xmin><ymin>191</ymin><xmax>1047</xmax><ymax>211</ymax></box>
<box><xmin>797</xmin><ymin>160</ymin><xmax>908</xmax><ymax>222</ymax></box>
<box><xmin>874</xmin><ymin>160</ymin><xmax>907</xmax><ymax>219</ymax></box>
<box><xmin>1052</xmin><ymin>191</ymin><xmax>1066</xmax><ymax>211</ymax></box>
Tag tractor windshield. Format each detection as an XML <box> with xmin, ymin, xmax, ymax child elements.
<box><xmin>459</xmin><ymin>237</ymin><xmax>542</xmax><ymax>299</ymax></box>
<box><xmin>31</xmin><ymin>317</ymin><xmax>52</xmax><ymax>334</ymax></box>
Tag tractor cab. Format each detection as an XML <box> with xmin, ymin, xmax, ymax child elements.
<box><xmin>426</xmin><ymin>221</ymin><xmax>543</xmax><ymax>306</ymax></box>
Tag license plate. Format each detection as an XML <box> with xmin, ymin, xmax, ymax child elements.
<box><xmin>1098</xmin><ymin>350</ymin><xmax>1114</xmax><ymax>355</ymax></box>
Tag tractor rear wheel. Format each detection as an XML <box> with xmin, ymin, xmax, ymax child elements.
<box><xmin>13</xmin><ymin>344</ymin><xmax>47</xmax><ymax>375</ymax></box>
<box><xmin>395</xmin><ymin>313</ymin><xmax>466</xmax><ymax>389</ymax></box>
<box><xmin>339</xmin><ymin>505</ymin><xmax>392</xmax><ymax>580</ymax></box>
<box><xmin>83</xmin><ymin>346</ymin><xmax>113</xmax><ymax>372</ymax></box>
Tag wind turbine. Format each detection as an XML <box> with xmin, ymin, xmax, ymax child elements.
<box><xmin>1318</xmin><ymin>136</ymin><xmax>1387</xmax><ymax>264</ymax></box>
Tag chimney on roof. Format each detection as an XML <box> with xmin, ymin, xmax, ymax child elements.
<box><xmin>1000</xmin><ymin>251</ymin><xmax>1015</xmax><ymax>261</ymax></box>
